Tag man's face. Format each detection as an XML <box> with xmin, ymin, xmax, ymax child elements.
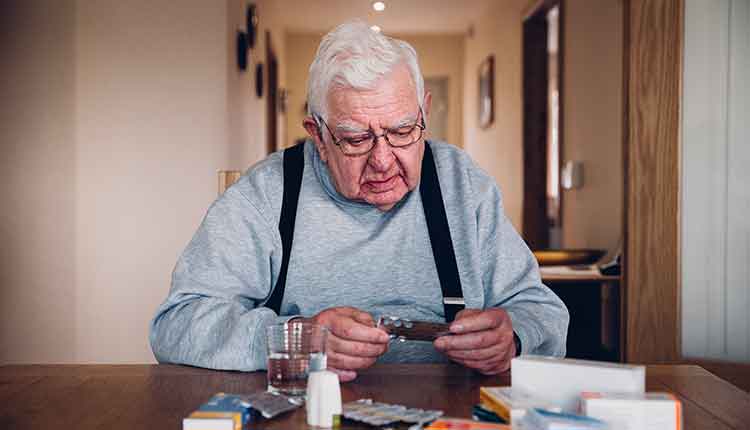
<box><xmin>305</xmin><ymin>65</ymin><xmax>431</xmax><ymax>211</ymax></box>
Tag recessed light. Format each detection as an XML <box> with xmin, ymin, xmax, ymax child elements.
<box><xmin>372</xmin><ymin>1</ymin><xmax>386</xmax><ymax>12</ymax></box>
<box><xmin>370</xmin><ymin>25</ymin><xmax>381</xmax><ymax>33</ymax></box>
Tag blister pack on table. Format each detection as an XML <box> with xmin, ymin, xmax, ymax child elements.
<box><xmin>342</xmin><ymin>399</ymin><xmax>444</xmax><ymax>427</ymax></box>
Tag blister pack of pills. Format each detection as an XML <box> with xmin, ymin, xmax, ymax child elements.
<box><xmin>376</xmin><ymin>315</ymin><xmax>452</xmax><ymax>342</ymax></box>
<box><xmin>342</xmin><ymin>398</ymin><xmax>444</xmax><ymax>426</ymax></box>
<box><xmin>243</xmin><ymin>391</ymin><xmax>303</xmax><ymax>419</ymax></box>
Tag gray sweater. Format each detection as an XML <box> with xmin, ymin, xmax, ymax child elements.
<box><xmin>150</xmin><ymin>141</ymin><xmax>568</xmax><ymax>370</ymax></box>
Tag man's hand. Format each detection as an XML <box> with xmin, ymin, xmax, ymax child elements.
<box><xmin>307</xmin><ymin>307</ymin><xmax>390</xmax><ymax>382</ymax></box>
<box><xmin>433</xmin><ymin>308</ymin><xmax>515</xmax><ymax>375</ymax></box>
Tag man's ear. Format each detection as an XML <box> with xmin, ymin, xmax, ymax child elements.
<box><xmin>303</xmin><ymin>116</ymin><xmax>328</xmax><ymax>163</ymax></box>
<box><xmin>422</xmin><ymin>90</ymin><xmax>433</xmax><ymax>125</ymax></box>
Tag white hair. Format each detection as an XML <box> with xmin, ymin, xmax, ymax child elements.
<box><xmin>306</xmin><ymin>20</ymin><xmax>425</xmax><ymax>123</ymax></box>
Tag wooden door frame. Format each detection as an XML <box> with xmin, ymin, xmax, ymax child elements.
<box><xmin>521</xmin><ymin>0</ymin><xmax>564</xmax><ymax>251</ymax></box>
<box><xmin>623</xmin><ymin>0</ymin><xmax>684</xmax><ymax>363</ymax></box>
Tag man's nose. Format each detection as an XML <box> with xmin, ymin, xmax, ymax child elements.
<box><xmin>367</xmin><ymin>136</ymin><xmax>395</xmax><ymax>171</ymax></box>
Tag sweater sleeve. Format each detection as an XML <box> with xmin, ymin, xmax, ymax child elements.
<box><xmin>149</xmin><ymin>184</ymin><xmax>291</xmax><ymax>371</ymax></box>
<box><xmin>475</xmin><ymin>181</ymin><xmax>569</xmax><ymax>357</ymax></box>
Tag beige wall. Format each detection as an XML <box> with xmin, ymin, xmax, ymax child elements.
<box><xmin>397</xmin><ymin>34</ymin><xmax>464</xmax><ymax>148</ymax></box>
<box><xmin>1</xmin><ymin>0</ymin><xmax>278</xmax><ymax>364</ymax></box>
<box><xmin>284</xmin><ymin>33</ymin><xmax>321</xmax><ymax>147</ymax></box>
<box><xmin>0</xmin><ymin>0</ymin><xmax>77</xmax><ymax>363</ymax></box>
<box><xmin>74</xmin><ymin>0</ymin><xmax>231</xmax><ymax>363</ymax></box>
<box><xmin>561</xmin><ymin>0</ymin><xmax>623</xmax><ymax>255</ymax></box>
<box><xmin>284</xmin><ymin>32</ymin><xmax>464</xmax><ymax>149</ymax></box>
<box><xmin>463</xmin><ymin>0</ymin><xmax>527</xmax><ymax>230</ymax></box>
<box><xmin>228</xmin><ymin>0</ymin><xmax>287</xmax><ymax>163</ymax></box>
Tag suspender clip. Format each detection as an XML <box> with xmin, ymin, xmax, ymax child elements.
<box><xmin>443</xmin><ymin>297</ymin><xmax>465</xmax><ymax>306</ymax></box>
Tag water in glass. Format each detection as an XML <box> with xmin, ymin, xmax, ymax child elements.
<box><xmin>266</xmin><ymin>322</ymin><xmax>327</xmax><ymax>397</ymax></box>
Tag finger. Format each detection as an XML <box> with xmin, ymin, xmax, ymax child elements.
<box><xmin>350</xmin><ymin>310</ymin><xmax>376</xmax><ymax>327</ymax></box>
<box><xmin>328</xmin><ymin>367</ymin><xmax>358</xmax><ymax>382</ymax></box>
<box><xmin>336</xmin><ymin>307</ymin><xmax>374</xmax><ymax>325</ymax></box>
<box><xmin>329</xmin><ymin>334</ymin><xmax>388</xmax><ymax>357</ymax></box>
<box><xmin>435</xmin><ymin>328</ymin><xmax>509</xmax><ymax>351</ymax></box>
<box><xmin>330</xmin><ymin>317</ymin><xmax>390</xmax><ymax>344</ymax></box>
<box><xmin>452</xmin><ymin>308</ymin><xmax>482</xmax><ymax>322</ymax></box>
<box><xmin>458</xmin><ymin>357</ymin><xmax>509</xmax><ymax>375</ymax></box>
<box><xmin>442</xmin><ymin>343</ymin><xmax>505</xmax><ymax>361</ymax></box>
<box><xmin>450</xmin><ymin>308</ymin><xmax>509</xmax><ymax>334</ymax></box>
<box><xmin>327</xmin><ymin>349</ymin><xmax>378</xmax><ymax>370</ymax></box>
<box><xmin>481</xmin><ymin>356</ymin><xmax>511</xmax><ymax>374</ymax></box>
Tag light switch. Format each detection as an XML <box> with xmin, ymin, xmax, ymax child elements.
<box><xmin>561</xmin><ymin>161</ymin><xmax>584</xmax><ymax>190</ymax></box>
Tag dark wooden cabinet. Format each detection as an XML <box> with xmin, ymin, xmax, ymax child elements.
<box><xmin>543</xmin><ymin>272</ymin><xmax>622</xmax><ymax>362</ymax></box>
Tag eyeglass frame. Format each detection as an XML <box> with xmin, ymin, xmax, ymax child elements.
<box><xmin>314</xmin><ymin>106</ymin><xmax>427</xmax><ymax>156</ymax></box>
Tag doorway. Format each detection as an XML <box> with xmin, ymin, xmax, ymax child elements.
<box><xmin>522</xmin><ymin>0</ymin><xmax>562</xmax><ymax>251</ymax></box>
<box><xmin>424</xmin><ymin>77</ymin><xmax>450</xmax><ymax>143</ymax></box>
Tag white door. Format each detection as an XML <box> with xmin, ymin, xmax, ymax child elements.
<box><xmin>682</xmin><ymin>0</ymin><xmax>750</xmax><ymax>362</ymax></box>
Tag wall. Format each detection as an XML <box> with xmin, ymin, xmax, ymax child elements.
<box><xmin>74</xmin><ymin>0</ymin><xmax>231</xmax><ymax>363</ymax></box>
<box><xmin>228</xmin><ymin>0</ymin><xmax>287</xmax><ymax>164</ymax></box>
<box><xmin>394</xmin><ymin>34</ymin><xmax>464</xmax><ymax>148</ymax></box>
<box><xmin>284</xmin><ymin>32</ymin><xmax>464</xmax><ymax>149</ymax></box>
<box><xmin>463</xmin><ymin>0</ymin><xmax>527</xmax><ymax>230</ymax></box>
<box><xmin>284</xmin><ymin>32</ymin><xmax>321</xmax><ymax>147</ymax></box>
<box><xmin>682</xmin><ymin>0</ymin><xmax>750</xmax><ymax>362</ymax></box>
<box><xmin>1</xmin><ymin>0</ymin><xmax>277</xmax><ymax>364</ymax></box>
<box><xmin>0</xmin><ymin>0</ymin><xmax>77</xmax><ymax>363</ymax></box>
<box><xmin>560</xmin><ymin>0</ymin><xmax>623</xmax><ymax>256</ymax></box>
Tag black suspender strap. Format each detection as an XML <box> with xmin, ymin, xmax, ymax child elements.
<box><xmin>265</xmin><ymin>142</ymin><xmax>305</xmax><ymax>314</ymax></box>
<box><xmin>420</xmin><ymin>142</ymin><xmax>466</xmax><ymax>322</ymax></box>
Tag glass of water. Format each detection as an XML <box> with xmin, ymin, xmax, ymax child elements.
<box><xmin>266</xmin><ymin>321</ymin><xmax>328</xmax><ymax>397</ymax></box>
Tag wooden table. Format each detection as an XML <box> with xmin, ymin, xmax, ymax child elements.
<box><xmin>1</xmin><ymin>364</ymin><xmax>749</xmax><ymax>429</ymax></box>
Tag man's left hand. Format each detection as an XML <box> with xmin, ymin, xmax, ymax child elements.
<box><xmin>433</xmin><ymin>308</ymin><xmax>515</xmax><ymax>375</ymax></box>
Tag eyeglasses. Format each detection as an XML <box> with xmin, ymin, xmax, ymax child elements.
<box><xmin>316</xmin><ymin>107</ymin><xmax>426</xmax><ymax>156</ymax></box>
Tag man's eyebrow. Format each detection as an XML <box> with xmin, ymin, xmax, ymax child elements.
<box><xmin>391</xmin><ymin>114</ymin><xmax>418</xmax><ymax>129</ymax></box>
<box><xmin>334</xmin><ymin>122</ymin><xmax>369</xmax><ymax>134</ymax></box>
<box><xmin>334</xmin><ymin>114</ymin><xmax>419</xmax><ymax>133</ymax></box>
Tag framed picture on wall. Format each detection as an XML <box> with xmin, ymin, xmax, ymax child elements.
<box><xmin>478</xmin><ymin>55</ymin><xmax>495</xmax><ymax>129</ymax></box>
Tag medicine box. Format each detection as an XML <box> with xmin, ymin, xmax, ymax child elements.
<box><xmin>479</xmin><ymin>386</ymin><xmax>561</xmax><ymax>425</ymax></box>
<box><xmin>510</xmin><ymin>355</ymin><xmax>645</xmax><ymax>412</ymax></box>
<box><xmin>521</xmin><ymin>408</ymin><xmax>609</xmax><ymax>430</ymax></box>
<box><xmin>581</xmin><ymin>392</ymin><xmax>682</xmax><ymax>430</ymax></box>
<box><xmin>183</xmin><ymin>393</ymin><xmax>253</xmax><ymax>430</ymax></box>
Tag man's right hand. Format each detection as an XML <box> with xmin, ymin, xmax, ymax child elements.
<box><xmin>306</xmin><ymin>307</ymin><xmax>390</xmax><ymax>382</ymax></box>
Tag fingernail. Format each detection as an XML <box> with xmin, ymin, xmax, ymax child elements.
<box><xmin>451</xmin><ymin>324</ymin><xmax>464</xmax><ymax>333</ymax></box>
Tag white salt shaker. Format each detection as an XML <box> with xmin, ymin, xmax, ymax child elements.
<box><xmin>306</xmin><ymin>370</ymin><xmax>342</xmax><ymax>428</ymax></box>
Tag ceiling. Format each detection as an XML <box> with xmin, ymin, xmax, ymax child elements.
<box><xmin>264</xmin><ymin>0</ymin><xmax>497</xmax><ymax>34</ymax></box>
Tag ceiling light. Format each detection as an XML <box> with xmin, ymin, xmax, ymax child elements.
<box><xmin>370</xmin><ymin>25</ymin><xmax>381</xmax><ymax>33</ymax></box>
<box><xmin>372</xmin><ymin>1</ymin><xmax>386</xmax><ymax>12</ymax></box>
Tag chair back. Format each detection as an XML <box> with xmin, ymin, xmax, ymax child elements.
<box><xmin>217</xmin><ymin>170</ymin><xmax>241</xmax><ymax>195</ymax></box>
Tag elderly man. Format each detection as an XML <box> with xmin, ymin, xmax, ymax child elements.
<box><xmin>150</xmin><ymin>21</ymin><xmax>568</xmax><ymax>381</ymax></box>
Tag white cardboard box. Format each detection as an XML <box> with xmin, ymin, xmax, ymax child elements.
<box><xmin>581</xmin><ymin>392</ymin><xmax>682</xmax><ymax>430</ymax></box>
<box><xmin>480</xmin><ymin>386</ymin><xmax>562</xmax><ymax>425</ymax></box>
<box><xmin>511</xmin><ymin>355</ymin><xmax>645</xmax><ymax>412</ymax></box>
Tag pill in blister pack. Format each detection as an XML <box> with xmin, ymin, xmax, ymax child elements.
<box><xmin>342</xmin><ymin>398</ymin><xmax>444</xmax><ymax>426</ymax></box>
